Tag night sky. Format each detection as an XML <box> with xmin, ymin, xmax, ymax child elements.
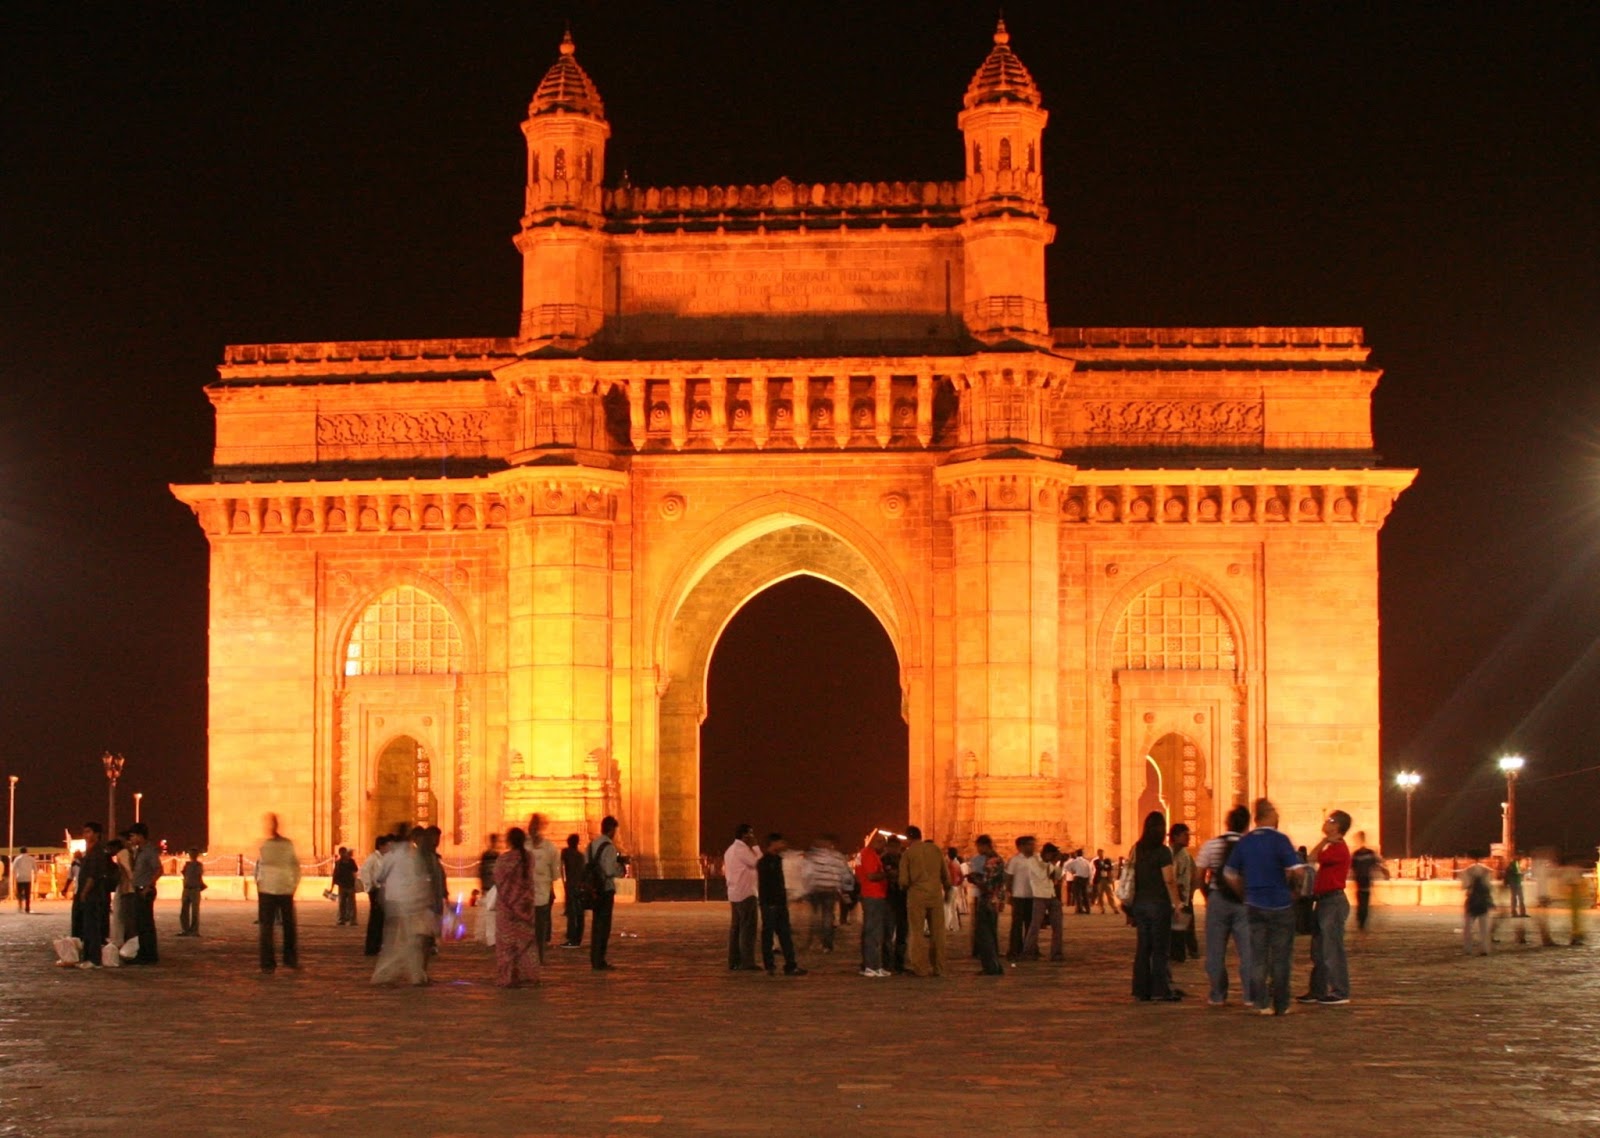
<box><xmin>2</xmin><ymin>3</ymin><xmax>1595</xmax><ymax>856</ymax></box>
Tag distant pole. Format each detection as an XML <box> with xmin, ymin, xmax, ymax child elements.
<box><xmin>134</xmin><ymin>792</ymin><xmax>143</xmax><ymax>825</ymax></box>
<box><xmin>1498</xmin><ymin>755</ymin><xmax>1525</xmax><ymax>861</ymax></box>
<box><xmin>6</xmin><ymin>775</ymin><xmax>16</xmax><ymax>857</ymax></box>
<box><xmin>1395</xmin><ymin>771</ymin><xmax>1421</xmax><ymax>861</ymax></box>
<box><xmin>101</xmin><ymin>751</ymin><xmax>126</xmax><ymax>836</ymax></box>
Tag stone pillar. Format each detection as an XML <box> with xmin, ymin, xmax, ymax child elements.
<box><xmin>937</xmin><ymin>461</ymin><xmax>1069</xmax><ymax>842</ymax></box>
<box><xmin>502</xmin><ymin>470</ymin><xmax>625</xmax><ymax>841</ymax></box>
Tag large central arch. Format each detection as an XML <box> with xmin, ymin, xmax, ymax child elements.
<box><xmin>652</xmin><ymin>497</ymin><xmax>925</xmax><ymax>875</ymax></box>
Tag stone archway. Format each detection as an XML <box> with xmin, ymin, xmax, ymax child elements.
<box><xmin>369</xmin><ymin>735</ymin><xmax>438</xmax><ymax>840</ymax></box>
<box><xmin>655</xmin><ymin>521</ymin><xmax>911</xmax><ymax>876</ymax></box>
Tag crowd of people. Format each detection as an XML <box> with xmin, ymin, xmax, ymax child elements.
<box><xmin>38</xmin><ymin>797</ymin><xmax>1588</xmax><ymax>1000</ymax></box>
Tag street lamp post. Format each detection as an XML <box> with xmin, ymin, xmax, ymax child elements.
<box><xmin>134</xmin><ymin>792</ymin><xmax>142</xmax><ymax>825</ymax></box>
<box><xmin>102</xmin><ymin>751</ymin><xmax>126</xmax><ymax>836</ymax></box>
<box><xmin>1498</xmin><ymin>754</ymin><xmax>1525</xmax><ymax>861</ymax></box>
<box><xmin>6</xmin><ymin>775</ymin><xmax>16</xmax><ymax>858</ymax></box>
<box><xmin>1395</xmin><ymin>771</ymin><xmax>1421</xmax><ymax>860</ymax></box>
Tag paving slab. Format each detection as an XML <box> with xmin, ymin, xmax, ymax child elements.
<box><xmin>0</xmin><ymin>899</ymin><xmax>1595</xmax><ymax>1137</ymax></box>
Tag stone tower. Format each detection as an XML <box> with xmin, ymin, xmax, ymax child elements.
<box><xmin>959</xmin><ymin>19</ymin><xmax>1053</xmax><ymax>347</ymax></box>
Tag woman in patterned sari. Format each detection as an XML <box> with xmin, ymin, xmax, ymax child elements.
<box><xmin>492</xmin><ymin>827</ymin><xmax>540</xmax><ymax>987</ymax></box>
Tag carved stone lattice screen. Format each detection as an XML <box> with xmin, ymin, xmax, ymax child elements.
<box><xmin>344</xmin><ymin>586</ymin><xmax>464</xmax><ymax>676</ymax></box>
<box><xmin>1113</xmin><ymin>581</ymin><xmax>1237</xmax><ymax>672</ymax></box>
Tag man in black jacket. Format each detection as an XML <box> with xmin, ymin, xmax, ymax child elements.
<box><xmin>757</xmin><ymin>835</ymin><xmax>806</xmax><ymax>976</ymax></box>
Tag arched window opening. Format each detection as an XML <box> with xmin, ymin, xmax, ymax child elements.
<box><xmin>1113</xmin><ymin>580</ymin><xmax>1237</xmax><ymax>672</ymax></box>
<box><xmin>553</xmin><ymin>147</ymin><xmax>567</xmax><ymax>179</ymax></box>
<box><xmin>972</xmin><ymin>142</ymin><xmax>983</xmax><ymax>173</ymax></box>
<box><xmin>1026</xmin><ymin>141</ymin><xmax>1036</xmax><ymax>173</ymax></box>
<box><xmin>998</xmin><ymin>137</ymin><xmax>1012</xmax><ymax>171</ymax></box>
<box><xmin>344</xmin><ymin>586</ymin><xmax>464</xmax><ymax>677</ymax></box>
<box><xmin>531</xmin><ymin>151</ymin><xmax>541</xmax><ymax>183</ymax></box>
<box><xmin>583</xmin><ymin>148</ymin><xmax>593</xmax><ymax>181</ymax></box>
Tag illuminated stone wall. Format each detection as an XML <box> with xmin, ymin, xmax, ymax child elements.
<box><xmin>174</xmin><ymin>26</ymin><xmax>1412</xmax><ymax>866</ymax></box>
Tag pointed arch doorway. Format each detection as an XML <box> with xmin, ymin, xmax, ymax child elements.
<box><xmin>699</xmin><ymin>576</ymin><xmax>907</xmax><ymax>857</ymax></box>
<box><xmin>368</xmin><ymin>735</ymin><xmax>438</xmax><ymax>841</ymax></box>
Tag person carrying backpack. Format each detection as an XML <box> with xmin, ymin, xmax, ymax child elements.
<box><xmin>1195</xmin><ymin>803</ymin><xmax>1253</xmax><ymax>1006</ymax></box>
<box><xmin>584</xmin><ymin>816</ymin><xmax>625</xmax><ymax>971</ymax></box>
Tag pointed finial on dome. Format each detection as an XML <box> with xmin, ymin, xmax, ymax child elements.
<box><xmin>560</xmin><ymin>25</ymin><xmax>575</xmax><ymax>56</ymax></box>
<box><xmin>994</xmin><ymin>16</ymin><xmax>1010</xmax><ymax>45</ymax></box>
<box><xmin>530</xmin><ymin>25</ymin><xmax>605</xmax><ymax>119</ymax></box>
<box><xmin>964</xmin><ymin>16</ymin><xmax>1040</xmax><ymax>109</ymax></box>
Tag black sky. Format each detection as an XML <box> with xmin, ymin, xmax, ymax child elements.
<box><xmin>1</xmin><ymin>2</ymin><xmax>1596</xmax><ymax>855</ymax></box>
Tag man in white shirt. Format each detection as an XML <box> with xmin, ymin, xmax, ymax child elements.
<box><xmin>256</xmin><ymin>813</ymin><xmax>302</xmax><ymax>973</ymax></box>
<box><xmin>1005</xmin><ymin>835</ymin><xmax>1037</xmax><ymax>960</ymax></box>
<box><xmin>526</xmin><ymin>813</ymin><xmax>562</xmax><ymax>959</ymax></box>
<box><xmin>1065</xmin><ymin>849</ymin><xmax>1095</xmax><ymax>914</ymax></box>
<box><xmin>724</xmin><ymin>823</ymin><xmax>762</xmax><ymax>971</ymax></box>
<box><xmin>10</xmin><ymin>849</ymin><xmax>36</xmax><ymax>913</ymax></box>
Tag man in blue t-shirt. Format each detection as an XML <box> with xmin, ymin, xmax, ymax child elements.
<box><xmin>1225</xmin><ymin>798</ymin><xmax>1306</xmax><ymax>1016</ymax></box>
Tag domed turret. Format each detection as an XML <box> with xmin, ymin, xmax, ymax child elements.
<box><xmin>516</xmin><ymin>29</ymin><xmax>611</xmax><ymax>346</ymax></box>
<box><xmin>957</xmin><ymin>19</ymin><xmax>1053</xmax><ymax>346</ymax></box>
<box><xmin>963</xmin><ymin>18</ymin><xmax>1042</xmax><ymax>110</ymax></box>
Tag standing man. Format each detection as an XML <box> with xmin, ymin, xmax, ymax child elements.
<box><xmin>1503</xmin><ymin>856</ymin><xmax>1527</xmax><ymax>920</ymax></box>
<box><xmin>1300</xmin><ymin>809</ymin><xmax>1353</xmax><ymax>1005</ymax></box>
<box><xmin>332</xmin><ymin>847</ymin><xmax>359</xmax><ymax>926</ymax></box>
<box><xmin>1005</xmin><ymin>836</ymin><xmax>1037</xmax><ymax>960</ymax></box>
<box><xmin>178</xmin><ymin>848</ymin><xmax>206</xmax><ymax>936</ymax></box>
<box><xmin>1195</xmin><ymin>804</ymin><xmax>1252</xmax><ymax>1006</ymax></box>
<box><xmin>526</xmin><ymin>814</ymin><xmax>562</xmax><ymax>959</ymax></box>
<box><xmin>560</xmin><ymin>833</ymin><xmax>587</xmax><ymax>948</ymax></box>
<box><xmin>126</xmin><ymin>824</ymin><xmax>162</xmax><ymax>965</ymax></box>
<box><xmin>1168</xmin><ymin>824</ymin><xmax>1198</xmax><ymax>964</ymax></box>
<box><xmin>881</xmin><ymin>835</ymin><xmax>908</xmax><ymax>973</ymax></box>
<box><xmin>855</xmin><ymin>831</ymin><xmax>890</xmax><ymax>977</ymax></box>
<box><xmin>1065</xmin><ymin>849</ymin><xmax>1093</xmax><ymax>914</ymax></box>
<box><xmin>724</xmin><ymin>823</ymin><xmax>762</xmax><ymax>971</ymax></box>
<box><xmin>587</xmin><ymin>815</ymin><xmax>624</xmax><ymax>971</ymax></box>
<box><xmin>898</xmin><ymin>825</ymin><xmax>951</xmax><ymax>977</ymax></box>
<box><xmin>1092</xmin><ymin>849</ymin><xmax>1117</xmax><ymax>914</ymax></box>
<box><xmin>1025</xmin><ymin>844</ymin><xmax>1065</xmax><ymax>962</ymax></box>
<box><xmin>359</xmin><ymin>835</ymin><xmax>390</xmax><ymax>956</ymax></box>
<box><xmin>1349</xmin><ymin>832</ymin><xmax>1388</xmax><ymax>931</ymax></box>
<box><xmin>757</xmin><ymin>834</ymin><xmax>806</xmax><ymax>975</ymax></box>
<box><xmin>256</xmin><ymin>813</ymin><xmax>302</xmax><ymax>973</ymax></box>
<box><xmin>967</xmin><ymin>835</ymin><xmax>1008</xmax><ymax>976</ymax></box>
<box><xmin>477</xmin><ymin>833</ymin><xmax>501</xmax><ymax>899</ymax></box>
<box><xmin>73</xmin><ymin>824</ymin><xmax>113</xmax><ymax>967</ymax></box>
<box><xmin>10</xmin><ymin>848</ymin><xmax>35</xmax><ymax>913</ymax></box>
<box><xmin>1224</xmin><ymin>798</ymin><xmax>1305</xmax><ymax>1016</ymax></box>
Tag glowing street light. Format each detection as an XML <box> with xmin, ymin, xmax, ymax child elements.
<box><xmin>1394</xmin><ymin>770</ymin><xmax>1421</xmax><ymax>859</ymax></box>
<box><xmin>7</xmin><ymin>775</ymin><xmax>16</xmax><ymax>859</ymax></box>
<box><xmin>1498</xmin><ymin>754</ymin><xmax>1525</xmax><ymax>860</ymax></box>
<box><xmin>134</xmin><ymin>792</ymin><xmax>143</xmax><ymax>824</ymax></box>
<box><xmin>101</xmin><ymin>751</ymin><xmax>126</xmax><ymax>837</ymax></box>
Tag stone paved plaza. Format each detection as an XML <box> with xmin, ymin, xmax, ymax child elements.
<box><xmin>1</xmin><ymin>898</ymin><xmax>1596</xmax><ymax>1137</ymax></box>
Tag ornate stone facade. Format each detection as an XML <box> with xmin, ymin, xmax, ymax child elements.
<box><xmin>173</xmin><ymin>24</ymin><xmax>1412</xmax><ymax>870</ymax></box>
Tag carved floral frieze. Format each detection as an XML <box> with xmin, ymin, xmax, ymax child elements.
<box><xmin>1081</xmin><ymin>400</ymin><xmax>1263</xmax><ymax>435</ymax></box>
<box><xmin>317</xmin><ymin>410</ymin><xmax>492</xmax><ymax>447</ymax></box>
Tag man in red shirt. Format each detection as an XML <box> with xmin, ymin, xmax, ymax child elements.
<box><xmin>1300</xmin><ymin>809</ymin><xmax>1354</xmax><ymax>1005</ymax></box>
<box><xmin>855</xmin><ymin>832</ymin><xmax>891</xmax><ymax>977</ymax></box>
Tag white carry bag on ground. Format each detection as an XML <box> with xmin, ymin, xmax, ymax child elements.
<box><xmin>101</xmin><ymin>941</ymin><xmax>121</xmax><ymax>967</ymax></box>
<box><xmin>53</xmin><ymin>936</ymin><xmax>82</xmax><ymax>965</ymax></box>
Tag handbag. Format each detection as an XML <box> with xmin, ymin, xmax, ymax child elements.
<box><xmin>1114</xmin><ymin>858</ymin><xmax>1136</xmax><ymax>905</ymax></box>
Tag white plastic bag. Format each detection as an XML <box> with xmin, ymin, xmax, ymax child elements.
<box><xmin>118</xmin><ymin>936</ymin><xmax>139</xmax><ymax>961</ymax></box>
<box><xmin>53</xmin><ymin>936</ymin><xmax>82</xmax><ymax>965</ymax></box>
<box><xmin>102</xmin><ymin>942</ymin><xmax>121</xmax><ymax>967</ymax></box>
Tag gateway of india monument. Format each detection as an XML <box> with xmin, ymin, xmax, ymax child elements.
<box><xmin>174</xmin><ymin>24</ymin><xmax>1414</xmax><ymax>875</ymax></box>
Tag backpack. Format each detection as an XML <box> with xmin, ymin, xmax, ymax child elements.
<box><xmin>1210</xmin><ymin>833</ymin><xmax>1244</xmax><ymax>903</ymax></box>
<box><xmin>1466</xmin><ymin>872</ymin><xmax>1494</xmax><ymax>917</ymax></box>
<box><xmin>577</xmin><ymin>838</ymin><xmax>611</xmax><ymax>909</ymax></box>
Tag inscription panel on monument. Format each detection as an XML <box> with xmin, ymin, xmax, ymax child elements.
<box><xmin>613</xmin><ymin>242</ymin><xmax>957</xmax><ymax>319</ymax></box>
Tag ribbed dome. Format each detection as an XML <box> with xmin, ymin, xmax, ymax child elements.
<box><xmin>530</xmin><ymin>30</ymin><xmax>605</xmax><ymax>119</ymax></box>
<box><xmin>963</xmin><ymin>19</ymin><xmax>1041</xmax><ymax>109</ymax></box>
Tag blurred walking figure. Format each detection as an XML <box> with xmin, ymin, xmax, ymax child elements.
<box><xmin>1092</xmin><ymin>850</ymin><xmax>1117</xmax><ymax>914</ymax></box>
<box><xmin>256</xmin><ymin>814</ymin><xmax>301</xmax><ymax>973</ymax></box>
<box><xmin>359</xmin><ymin>835</ymin><xmax>391</xmax><ymax>956</ymax></box>
<box><xmin>724</xmin><ymin>823</ymin><xmax>761</xmax><ymax>971</ymax></box>
<box><xmin>1457</xmin><ymin>851</ymin><xmax>1496</xmax><ymax>956</ymax></box>
<box><xmin>943</xmin><ymin>846</ymin><xmax>966</xmax><ymax>932</ymax></box>
<box><xmin>1349</xmin><ymin>832</ymin><xmax>1388</xmax><ymax>931</ymax></box>
<box><xmin>898</xmin><ymin>825</ymin><xmax>951</xmax><ymax>977</ymax></box>
<box><xmin>491</xmin><ymin>827</ymin><xmax>540</xmax><ymax>987</ymax></box>
<box><xmin>11</xmin><ymin>848</ymin><xmax>35</xmax><ymax>913</ymax></box>
<box><xmin>373</xmin><ymin>827</ymin><xmax>432</xmax><ymax>986</ymax></box>
<box><xmin>1503</xmin><ymin>856</ymin><xmax>1526</xmax><ymax>919</ymax></box>
<box><xmin>178</xmin><ymin>849</ymin><xmax>205</xmax><ymax>936</ymax></box>
<box><xmin>526</xmin><ymin>814</ymin><xmax>561</xmax><ymax>958</ymax></box>
<box><xmin>801</xmin><ymin>835</ymin><xmax>852</xmax><ymax>952</ymax></box>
